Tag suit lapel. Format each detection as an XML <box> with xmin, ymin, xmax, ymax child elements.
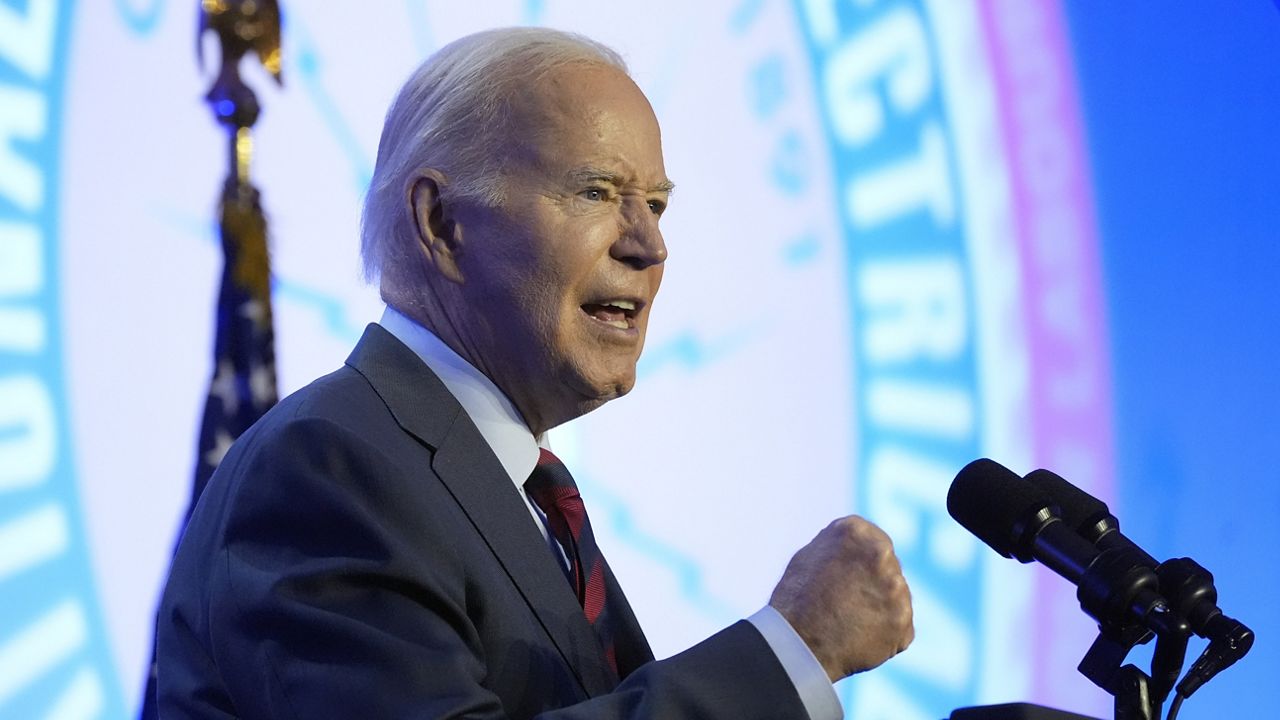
<box><xmin>346</xmin><ymin>324</ymin><xmax>619</xmax><ymax>697</ymax></box>
<box><xmin>431</xmin><ymin>422</ymin><xmax>621</xmax><ymax>695</ymax></box>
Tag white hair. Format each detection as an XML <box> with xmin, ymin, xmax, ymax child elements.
<box><xmin>360</xmin><ymin>27</ymin><xmax>629</xmax><ymax>291</ymax></box>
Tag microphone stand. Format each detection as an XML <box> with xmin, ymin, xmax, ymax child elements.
<box><xmin>1077</xmin><ymin>612</ymin><xmax>1189</xmax><ymax>720</ymax></box>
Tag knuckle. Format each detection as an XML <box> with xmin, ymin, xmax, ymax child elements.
<box><xmin>837</xmin><ymin>516</ymin><xmax>888</xmax><ymax>545</ymax></box>
<box><xmin>889</xmin><ymin>569</ymin><xmax>909</xmax><ymax>592</ymax></box>
<box><xmin>859</xmin><ymin>524</ymin><xmax>894</xmax><ymax>555</ymax></box>
<box><xmin>857</xmin><ymin>516</ymin><xmax>889</xmax><ymax>539</ymax></box>
<box><xmin>826</xmin><ymin>517</ymin><xmax>864</xmax><ymax>549</ymax></box>
<box><xmin>875</xmin><ymin>542</ymin><xmax>897</xmax><ymax>566</ymax></box>
<box><xmin>890</xmin><ymin>563</ymin><xmax>911</xmax><ymax>586</ymax></box>
<box><xmin>872</xmin><ymin>547</ymin><xmax>901</xmax><ymax>579</ymax></box>
<box><xmin>829</xmin><ymin>516</ymin><xmax>861</xmax><ymax>536</ymax></box>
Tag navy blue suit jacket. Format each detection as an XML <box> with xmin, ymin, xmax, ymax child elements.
<box><xmin>157</xmin><ymin>324</ymin><xmax>809</xmax><ymax>719</ymax></box>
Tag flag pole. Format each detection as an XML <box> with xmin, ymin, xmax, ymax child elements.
<box><xmin>189</xmin><ymin>0</ymin><xmax>283</xmax><ymax>506</ymax></box>
<box><xmin>139</xmin><ymin>3</ymin><xmax>283</xmax><ymax>717</ymax></box>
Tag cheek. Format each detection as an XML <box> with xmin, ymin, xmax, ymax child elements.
<box><xmin>467</xmin><ymin>242</ymin><xmax>554</xmax><ymax>307</ymax></box>
<box><xmin>642</xmin><ymin>266</ymin><xmax>666</xmax><ymax>323</ymax></box>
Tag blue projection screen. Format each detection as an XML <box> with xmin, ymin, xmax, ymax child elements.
<box><xmin>1</xmin><ymin>1</ymin><xmax>1276</xmax><ymax>718</ymax></box>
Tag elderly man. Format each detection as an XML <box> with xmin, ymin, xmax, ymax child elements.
<box><xmin>158</xmin><ymin>27</ymin><xmax>913</xmax><ymax>719</ymax></box>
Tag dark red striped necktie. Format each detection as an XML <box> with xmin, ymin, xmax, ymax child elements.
<box><xmin>523</xmin><ymin>448</ymin><xmax>618</xmax><ymax>675</ymax></box>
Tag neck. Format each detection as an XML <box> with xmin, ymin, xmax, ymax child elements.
<box><xmin>385</xmin><ymin>296</ymin><xmax>561</xmax><ymax>434</ymax></box>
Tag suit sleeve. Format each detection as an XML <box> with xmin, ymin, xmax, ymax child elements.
<box><xmin>165</xmin><ymin>413</ymin><xmax>813</xmax><ymax>720</ymax></box>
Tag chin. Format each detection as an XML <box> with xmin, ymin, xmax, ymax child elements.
<box><xmin>588</xmin><ymin>377</ymin><xmax>635</xmax><ymax>402</ymax></box>
<box><xmin>568</xmin><ymin>369</ymin><xmax>637</xmax><ymax>413</ymax></box>
<box><xmin>602</xmin><ymin>368</ymin><xmax>638</xmax><ymax>398</ymax></box>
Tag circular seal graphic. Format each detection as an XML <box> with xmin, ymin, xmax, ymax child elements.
<box><xmin>786</xmin><ymin>0</ymin><xmax>1113</xmax><ymax>715</ymax></box>
<box><xmin>36</xmin><ymin>2</ymin><xmax>1113</xmax><ymax>717</ymax></box>
<box><xmin>0</xmin><ymin>0</ymin><xmax>127</xmax><ymax>716</ymax></box>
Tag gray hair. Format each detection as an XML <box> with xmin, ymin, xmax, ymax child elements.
<box><xmin>360</xmin><ymin>27</ymin><xmax>629</xmax><ymax>290</ymax></box>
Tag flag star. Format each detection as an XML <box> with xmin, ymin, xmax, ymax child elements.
<box><xmin>249</xmin><ymin>361</ymin><xmax>277</xmax><ymax>407</ymax></box>
<box><xmin>239</xmin><ymin>299</ymin><xmax>266</xmax><ymax>326</ymax></box>
<box><xmin>204</xmin><ymin>429</ymin><xmax>235</xmax><ymax>468</ymax></box>
<box><xmin>208</xmin><ymin>359</ymin><xmax>239</xmax><ymax>416</ymax></box>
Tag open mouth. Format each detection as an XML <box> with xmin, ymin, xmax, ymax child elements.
<box><xmin>581</xmin><ymin>299</ymin><xmax>640</xmax><ymax>330</ymax></box>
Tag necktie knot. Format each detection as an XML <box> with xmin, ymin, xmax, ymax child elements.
<box><xmin>524</xmin><ymin>449</ymin><xmax>587</xmax><ymax>540</ymax></box>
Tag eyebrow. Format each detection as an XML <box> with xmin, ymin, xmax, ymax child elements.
<box><xmin>567</xmin><ymin>167</ymin><xmax>675</xmax><ymax>194</ymax></box>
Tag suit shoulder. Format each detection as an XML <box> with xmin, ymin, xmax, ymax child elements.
<box><xmin>271</xmin><ymin>364</ymin><xmax>389</xmax><ymax>426</ymax></box>
<box><xmin>175</xmin><ymin>364</ymin><xmax>456</xmax><ymax>568</ymax></box>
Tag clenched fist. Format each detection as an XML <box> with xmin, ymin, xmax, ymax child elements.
<box><xmin>769</xmin><ymin>516</ymin><xmax>914</xmax><ymax>682</ymax></box>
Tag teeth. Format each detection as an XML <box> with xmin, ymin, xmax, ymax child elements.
<box><xmin>604</xmin><ymin>300</ymin><xmax>636</xmax><ymax>311</ymax></box>
<box><xmin>601</xmin><ymin>319</ymin><xmax>628</xmax><ymax>329</ymax></box>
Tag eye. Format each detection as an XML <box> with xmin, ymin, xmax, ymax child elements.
<box><xmin>647</xmin><ymin>199</ymin><xmax>667</xmax><ymax>216</ymax></box>
<box><xmin>581</xmin><ymin>187</ymin><xmax>609</xmax><ymax>202</ymax></box>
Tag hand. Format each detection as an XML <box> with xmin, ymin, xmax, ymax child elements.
<box><xmin>768</xmin><ymin>516</ymin><xmax>914</xmax><ymax>682</ymax></box>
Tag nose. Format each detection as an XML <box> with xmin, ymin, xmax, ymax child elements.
<box><xmin>612</xmin><ymin>198</ymin><xmax>667</xmax><ymax>270</ymax></box>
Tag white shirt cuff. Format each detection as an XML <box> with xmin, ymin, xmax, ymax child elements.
<box><xmin>747</xmin><ymin>605</ymin><xmax>844</xmax><ymax>720</ymax></box>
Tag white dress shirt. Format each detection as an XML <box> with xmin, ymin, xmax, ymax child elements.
<box><xmin>379</xmin><ymin>306</ymin><xmax>842</xmax><ymax>720</ymax></box>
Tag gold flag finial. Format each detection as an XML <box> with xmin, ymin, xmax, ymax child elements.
<box><xmin>198</xmin><ymin>0</ymin><xmax>282</xmax><ymax>84</ymax></box>
<box><xmin>198</xmin><ymin>0</ymin><xmax>283</xmax><ymax>183</ymax></box>
<box><xmin>196</xmin><ymin>0</ymin><xmax>283</xmax><ymax>318</ymax></box>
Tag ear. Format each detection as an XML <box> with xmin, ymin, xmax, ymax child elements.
<box><xmin>408</xmin><ymin>169</ymin><xmax>465</xmax><ymax>284</ymax></box>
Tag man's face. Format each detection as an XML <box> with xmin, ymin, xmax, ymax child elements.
<box><xmin>446</xmin><ymin>63</ymin><xmax>672</xmax><ymax>434</ymax></box>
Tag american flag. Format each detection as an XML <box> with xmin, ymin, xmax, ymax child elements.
<box><xmin>140</xmin><ymin>3</ymin><xmax>284</xmax><ymax>715</ymax></box>
<box><xmin>188</xmin><ymin>180</ymin><xmax>279</xmax><ymax>513</ymax></box>
<box><xmin>139</xmin><ymin>179</ymin><xmax>278</xmax><ymax>720</ymax></box>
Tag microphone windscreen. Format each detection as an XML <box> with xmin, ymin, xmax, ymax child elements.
<box><xmin>1025</xmin><ymin>468</ymin><xmax>1112</xmax><ymax>536</ymax></box>
<box><xmin>947</xmin><ymin>458</ymin><xmax>1053</xmax><ymax>561</ymax></box>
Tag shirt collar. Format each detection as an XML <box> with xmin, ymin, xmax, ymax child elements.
<box><xmin>378</xmin><ymin>305</ymin><xmax>544</xmax><ymax>485</ymax></box>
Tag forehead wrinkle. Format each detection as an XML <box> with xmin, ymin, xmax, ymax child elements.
<box><xmin>566</xmin><ymin>165</ymin><xmax>675</xmax><ymax>195</ymax></box>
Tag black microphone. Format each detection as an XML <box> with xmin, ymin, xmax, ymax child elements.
<box><xmin>1023</xmin><ymin>468</ymin><xmax>1157</xmax><ymax>565</ymax></box>
<box><xmin>1024</xmin><ymin>468</ymin><xmax>1254</xmax><ymax>698</ymax></box>
<box><xmin>947</xmin><ymin>459</ymin><xmax>1185</xmax><ymax>639</ymax></box>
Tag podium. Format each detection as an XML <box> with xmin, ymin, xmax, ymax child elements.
<box><xmin>948</xmin><ymin>702</ymin><xmax>1102</xmax><ymax>720</ymax></box>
